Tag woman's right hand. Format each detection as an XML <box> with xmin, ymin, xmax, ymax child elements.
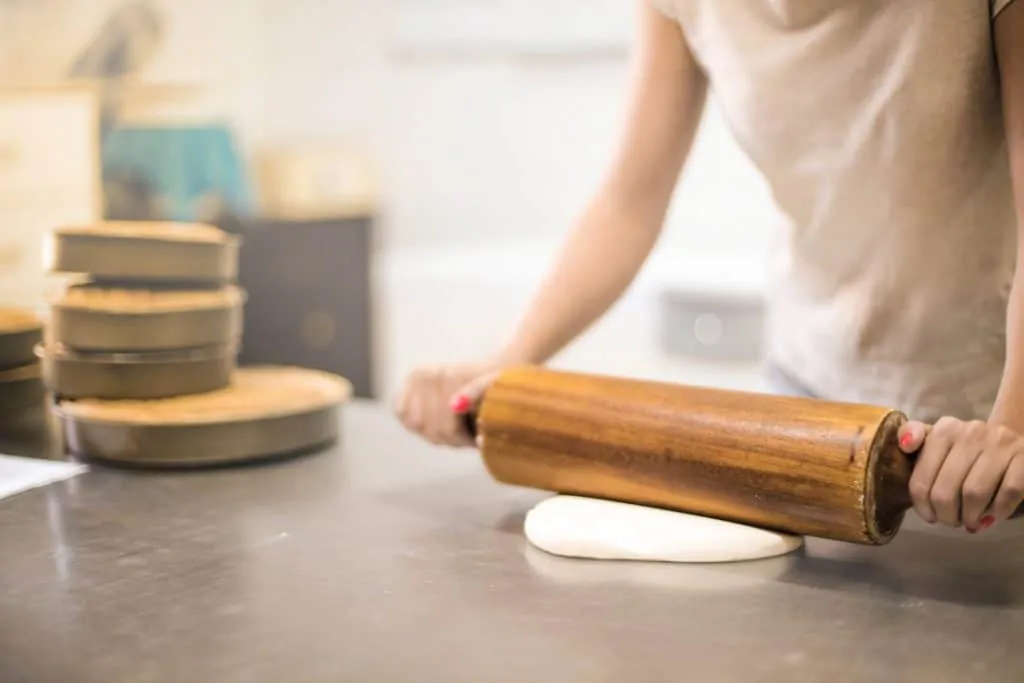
<box><xmin>394</xmin><ymin>362</ymin><xmax>500</xmax><ymax>447</ymax></box>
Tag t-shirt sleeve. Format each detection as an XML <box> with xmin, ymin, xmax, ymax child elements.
<box><xmin>993</xmin><ymin>0</ymin><xmax>1020</xmax><ymax>19</ymax></box>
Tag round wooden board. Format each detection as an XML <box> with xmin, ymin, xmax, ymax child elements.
<box><xmin>54</xmin><ymin>366</ymin><xmax>352</xmax><ymax>468</ymax></box>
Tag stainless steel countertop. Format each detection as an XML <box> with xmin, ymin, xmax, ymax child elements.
<box><xmin>1</xmin><ymin>403</ymin><xmax>1022</xmax><ymax>682</ymax></box>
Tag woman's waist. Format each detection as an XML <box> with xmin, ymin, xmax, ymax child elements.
<box><xmin>764</xmin><ymin>328</ymin><xmax>1004</xmax><ymax>422</ymax></box>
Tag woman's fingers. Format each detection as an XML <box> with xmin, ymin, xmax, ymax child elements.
<box><xmin>908</xmin><ymin>418</ymin><xmax>1023</xmax><ymax>531</ymax></box>
<box><xmin>408</xmin><ymin>393</ymin><xmax>435</xmax><ymax>443</ymax></box>
<box><xmin>453</xmin><ymin>371</ymin><xmax>496</xmax><ymax>407</ymax></box>
<box><xmin>897</xmin><ymin>421</ymin><xmax>928</xmax><ymax>453</ymax></box>
<box><xmin>394</xmin><ymin>362</ymin><xmax>500</xmax><ymax>449</ymax></box>
<box><xmin>431</xmin><ymin>378</ymin><xmax>455</xmax><ymax>445</ymax></box>
<box><xmin>960</xmin><ymin>426</ymin><xmax>1017</xmax><ymax>530</ymax></box>
<box><xmin>989</xmin><ymin>456</ymin><xmax>1024</xmax><ymax>523</ymax></box>
<box><xmin>933</xmin><ymin>444</ymin><xmax>984</xmax><ymax>526</ymax></box>
<box><xmin>908</xmin><ymin>419</ymin><xmax>957</xmax><ymax>524</ymax></box>
<box><xmin>449</xmin><ymin>371</ymin><xmax>498</xmax><ymax>447</ymax></box>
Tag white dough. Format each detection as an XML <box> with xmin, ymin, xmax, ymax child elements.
<box><xmin>523</xmin><ymin>544</ymin><xmax>800</xmax><ymax>591</ymax></box>
<box><xmin>524</xmin><ymin>495</ymin><xmax>804</xmax><ymax>564</ymax></box>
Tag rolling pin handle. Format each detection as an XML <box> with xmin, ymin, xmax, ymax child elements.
<box><xmin>462</xmin><ymin>411</ymin><xmax>478</xmax><ymax>439</ymax></box>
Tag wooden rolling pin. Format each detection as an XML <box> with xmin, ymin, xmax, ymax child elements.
<box><xmin>469</xmin><ymin>366</ymin><xmax>918</xmax><ymax>545</ymax></box>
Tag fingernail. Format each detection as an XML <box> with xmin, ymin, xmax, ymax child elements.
<box><xmin>980</xmin><ymin>515</ymin><xmax>996</xmax><ymax>531</ymax></box>
<box><xmin>899</xmin><ymin>433</ymin><xmax>914</xmax><ymax>449</ymax></box>
<box><xmin>449</xmin><ymin>394</ymin><xmax>471</xmax><ymax>414</ymax></box>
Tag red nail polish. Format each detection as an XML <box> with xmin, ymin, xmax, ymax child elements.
<box><xmin>449</xmin><ymin>394</ymin><xmax>471</xmax><ymax>414</ymax></box>
<box><xmin>899</xmin><ymin>433</ymin><xmax>914</xmax><ymax>449</ymax></box>
<box><xmin>980</xmin><ymin>515</ymin><xmax>996</xmax><ymax>531</ymax></box>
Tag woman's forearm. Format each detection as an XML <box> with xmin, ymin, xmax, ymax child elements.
<box><xmin>496</xmin><ymin>0</ymin><xmax>707</xmax><ymax>367</ymax></box>
<box><xmin>496</xmin><ymin>198</ymin><xmax>668</xmax><ymax>366</ymax></box>
<box><xmin>992</xmin><ymin>277</ymin><xmax>1024</xmax><ymax>430</ymax></box>
<box><xmin>991</xmin><ymin>2</ymin><xmax>1024</xmax><ymax>430</ymax></box>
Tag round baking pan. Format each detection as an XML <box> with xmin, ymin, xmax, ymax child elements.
<box><xmin>0</xmin><ymin>308</ymin><xmax>44</xmax><ymax>369</ymax></box>
<box><xmin>48</xmin><ymin>284</ymin><xmax>245</xmax><ymax>351</ymax></box>
<box><xmin>0</xmin><ymin>363</ymin><xmax>45</xmax><ymax>420</ymax></box>
<box><xmin>46</xmin><ymin>222</ymin><xmax>241</xmax><ymax>283</ymax></box>
<box><xmin>53</xmin><ymin>366</ymin><xmax>351</xmax><ymax>468</ymax></box>
<box><xmin>38</xmin><ymin>343</ymin><xmax>237</xmax><ymax>400</ymax></box>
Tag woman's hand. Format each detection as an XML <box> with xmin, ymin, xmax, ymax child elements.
<box><xmin>898</xmin><ymin>419</ymin><xmax>1024</xmax><ymax>532</ymax></box>
<box><xmin>394</xmin><ymin>362</ymin><xmax>499</xmax><ymax>448</ymax></box>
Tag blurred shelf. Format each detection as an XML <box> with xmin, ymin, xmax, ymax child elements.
<box><xmin>254</xmin><ymin>146</ymin><xmax>379</xmax><ymax>222</ymax></box>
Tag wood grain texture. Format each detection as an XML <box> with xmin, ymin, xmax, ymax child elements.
<box><xmin>477</xmin><ymin>366</ymin><xmax>914</xmax><ymax>545</ymax></box>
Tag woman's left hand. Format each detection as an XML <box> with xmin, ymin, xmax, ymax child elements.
<box><xmin>898</xmin><ymin>418</ymin><xmax>1024</xmax><ymax>532</ymax></box>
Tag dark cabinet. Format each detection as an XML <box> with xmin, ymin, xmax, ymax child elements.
<box><xmin>236</xmin><ymin>215</ymin><xmax>375</xmax><ymax>398</ymax></box>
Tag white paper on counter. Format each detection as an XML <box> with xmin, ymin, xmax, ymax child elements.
<box><xmin>0</xmin><ymin>455</ymin><xmax>87</xmax><ymax>502</ymax></box>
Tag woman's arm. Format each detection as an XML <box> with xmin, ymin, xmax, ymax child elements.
<box><xmin>896</xmin><ymin>3</ymin><xmax>1024</xmax><ymax>531</ymax></box>
<box><xmin>495</xmin><ymin>0</ymin><xmax>707</xmax><ymax>366</ymax></box>
<box><xmin>396</xmin><ymin>2</ymin><xmax>707</xmax><ymax>447</ymax></box>
<box><xmin>991</xmin><ymin>1</ymin><xmax>1024</xmax><ymax>431</ymax></box>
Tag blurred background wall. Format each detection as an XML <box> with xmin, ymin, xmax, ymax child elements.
<box><xmin>0</xmin><ymin>0</ymin><xmax>781</xmax><ymax>400</ymax></box>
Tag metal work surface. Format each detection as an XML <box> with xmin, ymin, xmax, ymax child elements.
<box><xmin>0</xmin><ymin>403</ymin><xmax>1022</xmax><ymax>682</ymax></box>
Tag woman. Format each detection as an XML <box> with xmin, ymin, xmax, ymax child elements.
<box><xmin>396</xmin><ymin>1</ymin><xmax>1024</xmax><ymax>533</ymax></box>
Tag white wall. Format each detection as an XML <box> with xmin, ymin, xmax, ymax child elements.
<box><xmin>143</xmin><ymin>0</ymin><xmax>264</xmax><ymax>136</ymax></box>
<box><xmin>246</xmin><ymin>0</ymin><xmax>778</xmax><ymax>254</ymax></box>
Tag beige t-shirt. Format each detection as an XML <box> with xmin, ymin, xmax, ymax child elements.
<box><xmin>655</xmin><ymin>0</ymin><xmax>1020</xmax><ymax>421</ymax></box>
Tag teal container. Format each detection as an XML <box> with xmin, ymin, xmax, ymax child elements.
<box><xmin>101</xmin><ymin>125</ymin><xmax>254</xmax><ymax>222</ymax></box>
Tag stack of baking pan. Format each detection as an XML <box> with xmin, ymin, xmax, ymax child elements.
<box><xmin>43</xmin><ymin>221</ymin><xmax>353</xmax><ymax>468</ymax></box>
<box><xmin>0</xmin><ymin>308</ymin><xmax>45</xmax><ymax>419</ymax></box>
<box><xmin>40</xmin><ymin>221</ymin><xmax>244</xmax><ymax>400</ymax></box>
